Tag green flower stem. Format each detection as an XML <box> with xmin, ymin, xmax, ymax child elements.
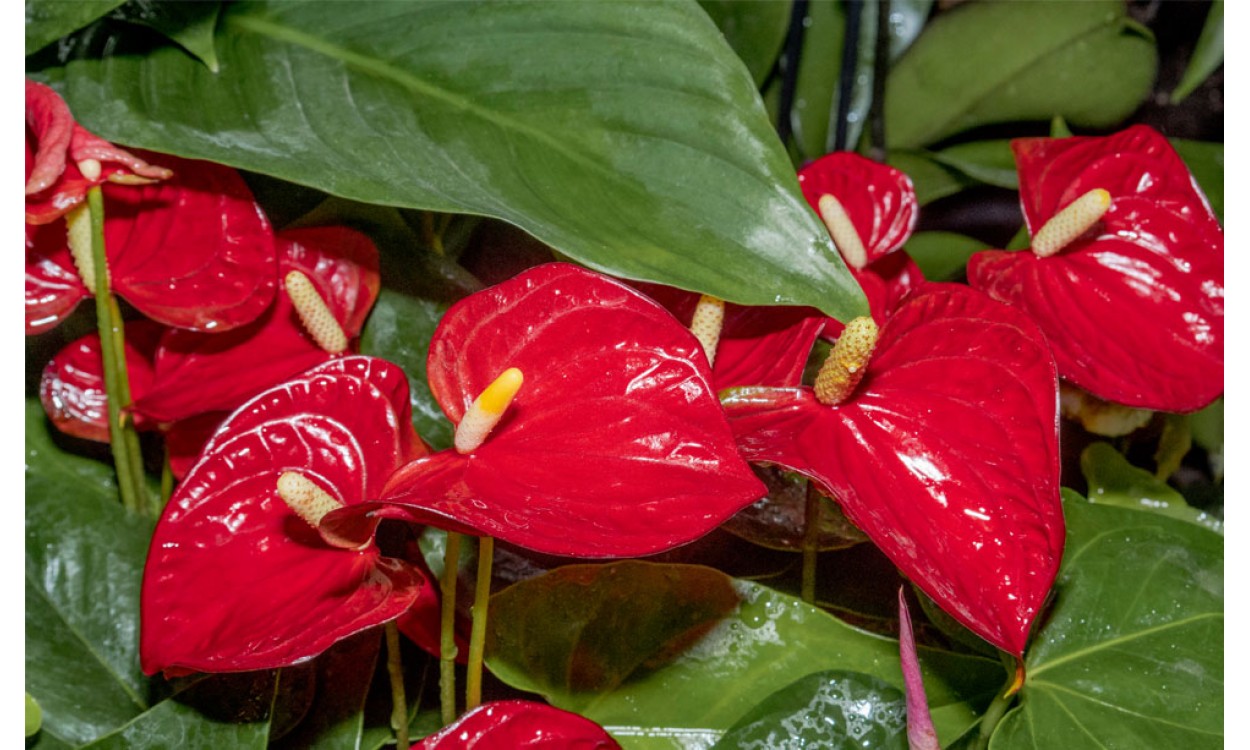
<box><xmin>87</xmin><ymin>186</ymin><xmax>149</xmax><ymax>516</ymax></box>
<box><xmin>385</xmin><ymin>621</ymin><xmax>410</xmax><ymax>750</ymax></box>
<box><xmin>801</xmin><ymin>482</ymin><xmax>822</xmax><ymax>604</ymax></box>
<box><xmin>439</xmin><ymin>531</ymin><xmax>463</xmax><ymax>726</ymax></box>
<box><xmin>465</xmin><ymin>535</ymin><xmax>494</xmax><ymax>711</ymax></box>
<box><xmin>974</xmin><ymin>654</ymin><xmax>1023</xmax><ymax>750</ymax></box>
<box><xmin>159</xmin><ymin>446</ymin><xmax>174</xmax><ymax>509</ymax></box>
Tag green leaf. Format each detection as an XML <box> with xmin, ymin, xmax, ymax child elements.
<box><xmin>25</xmin><ymin>0</ymin><xmax>126</xmax><ymax>56</ymax></box>
<box><xmin>78</xmin><ymin>692</ymin><xmax>272</xmax><ymax>749</ymax></box>
<box><xmin>887</xmin><ymin>151</ymin><xmax>973</xmax><ymax>205</ymax></box>
<box><xmin>709</xmin><ymin>670</ymin><xmax>906</xmax><ymax>750</ymax></box>
<box><xmin>903</xmin><ymin>230</ymin><xmax>985</xmax><ymax>281</ymax></box>
<box><xmin>1049</xmin><ymin>115</ymin><xmax>1073</xmax><ymax>138</ymax></box>
<box><xmin>26</xmin><ymin>693</ymin><xmax>42</xmax><ymax>738</ymax></box>
<box><xmin>360</xmin><ymin>288</ymin><xmax>454</xmax><ymax>452</ymax></box>
<box><xmin>1171</xmin><ymin>0</ymin><xmax>1222</xmax><ymax>104</ymax></box>
<box><xmin>1190</xmin><ymin>397</ymin><xmax>1223</xmax><ymax>481</ymax></box>
<box><xmin>25</xmin><ymin>399</ymin><xmax>153</xmax><ymax>746</ymax></box>
<box><xmin>929</xmin><ymin>139</ymin><xmax>1018</xmax><ymax>189</ymax></box>
<box><xmin>698</xmin><ymin>0</ymin><xmax>791</xmax><ymax>86</ymax></box>
<box><xmin>271</xmin><ymin>631</ymin><xmax>382</xmax><ymax>750</ymax></box>
<box><xmin>486</xmin><ymin>562</ymin><xmax>1000</xmax><ymax>749</ymax></box>
<box><xmin>34</xmin><ymin>0</ymin><xmax>866</xmax><ymax>321</ymax></box>
<box><xmin>1079</xmin><ymin>443</ymin><xmax>1222</xmax><ymax>534</ymax></box>
<box><xmin>885</xmin><ymin>1</ymin><xmax>1156</xmax><ymax>148</ymax></box>
<box><xmin>1154</xmin><ymin>413</ymin><xmax>1192</xmax><ymax>481</ymax></box>
<box><xmin>1171</xmin><ymin>139</ymin><xmax>1223</xmax><ymax>222</ymax></box>
<box><xmin>111</xmin><ymin>0</ymin><xmax>223</xmax><ymax>72</ymax></box>
<box><xmin>993</xmin><ymin>498</ymin><xmax>1223</xmax><ymax>748</ymax></box>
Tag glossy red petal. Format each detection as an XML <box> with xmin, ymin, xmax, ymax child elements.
<box><xmin>798</xmin><ymin>152</ymin><xmax>918</xmax><ymax>265</ymax></box>
<box><xmin>133</xmin><ymin>228</ymin><xmax>379</xmax><ymax>422</ymax></box>
<box><xmin>25</xmin><ymin>222</ymin><xmax>87</xmax><ymax>334</ymax></box>
<box><xmin>412</xmin><ymin>700</ymin><xmax>621</xmax><ymax>749</ymax></box>
<box><xmin>969</xmin><ymin>199</ymin><xmax>1223</xmax><ymax>412</ymax></box>
<box><xmin>39</xmin><ymin>322</ymin><xmax>162</xmax><ymax>442</ymax></box>
<box><xmin>103</xmin><ymin>152</ymin><xmax>276</xmax><ymax>331</ymax></box>
<box><xmin>724</xmin><ymin>284</ymin><xmax>1061</xmax><ymax>656</ymax></box>
<box><xmin>163</xmin><ymin>411</ymin><xmax>227</xmax><ymax>480</ymax></box>
<box><xmin>1013</xmin><ymin>125</ymin><xmax>1218</xmax><ymax>235</ymax></box>
<box><xmin>387</xmin><ymin>263</ymin><xmax>764</xmax><ymax>557</ymax></box>
<box><xmin>141</xmin><ymin>358</ymin><xmax>427</xmax><ymax>675</ymax></box>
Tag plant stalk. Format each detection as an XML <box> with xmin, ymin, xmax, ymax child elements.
<box><xmin>867</xmin><ymin>0</ymin><xmax>891</xmax><ymax>162</ymax></box>
<box><xmin>439</xmin><ymin>531</ymin><xmax>463</xmax><ymax>725</ymax></box>
<box><xmin>385</xmin><ymin>622</ymin><xmax>410</xmax><ymax>749</ymax></box>
<box><xmin>974</xmin><ymin>654</ymin><xmax>1024</xmax><ymax>749</ymax></box>
<box><xmin>832</xmin><ymin>0</ymin><xmax>864</xmax><ymax>152</ymax></box>
<box><xmin>87</xmin><ymin>187</ymin><xmax>149</xmax><ymax>516</ymax></box>
<box><xmin>801</xmin><ymin>482</ymin><xmax>822</xmax><ymax>603</ymax></box>
<box><xmin>465</xmin><ymin>535</ymin><xmax>495</xmax><ymax>712</ymax></box>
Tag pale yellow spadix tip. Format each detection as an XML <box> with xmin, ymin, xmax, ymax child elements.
<box><xmin>77</xmin><ymin>158</ymin><xmax>102</xmax><ymax>182</ymax></box>
<box><xmin>814</xmin><ymin>317</ymin><xmax>878</xmax><ymax>406</ymax></box>
<box><xmin>690</xmin><ymin>295</ymin><xmax>725</xmax><ymax>367</ymax></box>
<box><xmin>1032</xmin><ymin>188</ymin><xmax>1111</xmax><ymax>258</ymax></box>
<box><xmin>455</xmin><ymin>367</ymin><xmax>525</xmax><ymax>453</ymax></box>
<box><xmin>285</xmin><ymin>270</ymin><xmax>348</xmax><ymax>354</ymax></box>
<box><xmin>66</xmin><ymin>203</ymin><xmax>98</xmax><ymax>291</ymax></box>
<box><xmin>817</xmin><ymin>193</ymin><xmax>868</xmax><ymax>270</ymax></box>
<box><xmin>277</xmin><ymin>471</ymin><xmax>344</xmax><ymax>528</ymax></box>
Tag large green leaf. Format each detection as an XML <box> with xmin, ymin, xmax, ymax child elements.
<box><xmin>903</xmin><ymin>230</ymin><xmax>985</xmax><ymax>281</ymax></box>
<box><xmin>25</xmin><ymin>399</ymin><xmax>153</xmax><ymax>746</ymax></box>
<box><xmin>1171</xmin><ymin>0</ymin><xmax>1222</xmax><ymax>104</ymax></box>
<box><xmin>698</xmin><ymin>0</ymin><xmax>791</xmax><ymax>86</ymax></box>
<box><xmin>1171</xmin><ymin>138</ymin><xmax>1223</xmax><ymax>222</ymax></box>
<box><xmin>32</xmin><ymin>0</ymin><xmax>866</xmax><ymax>321</ymax></box>
<box><xmin>887</xmin><ymin>151</ymin><xmax>973</xmax><ymax>205</ymax></box>
<box><xmin>885</xmin><ymin>1</ymin><xmax>1156</xmax><ymax>148</ymax></box>
<box><xmin>25</xmin><ymin>0</ymin><xmax>126</xmax><ymax>55</ymax></box>
<box><xmin>486</xmin><ymin>562</ymin><xmax>1000</xmax><ymax>750</ymax></box>
<box><xmin>1079</xmin><ymin>444</ymin><xmax>1223</xmax><ymax>534</ymax></box>
<box><xmin>110</xmin><ymin>0</ymin><xmax>223</xmax><ymax>72</ymax></box>
<box><xmin>930</xmin><ymin>139</ymin><xmax>1018</xmax><ymax>189</ymax></box>
<box><xmin>78</xmin><ymin>694</ymin><xmax>272</xmax><ymax>749</ymax></box>
<box><xmin>992</xmin><ymin>498</ymin><xmax>1223</xmax><ymax>748</ymax></box>
<box><xmin>709</xmin><ymin>670</ymin><xmax>907</xmax><ymax>749</ymax></box>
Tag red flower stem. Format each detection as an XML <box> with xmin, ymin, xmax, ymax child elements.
<box><xmin>87</xmin><ymin>186</ymin><xmax>149</xmax><ymax>516</ymax></box>
<box><xmin>974</xmin><ymin>653</ymin><xmax>1023</xmax><ymax>750</ymax></box>
<box><xmin>385</xmin><ymin>621</ymin><xmax>410</xmax><ymax>749</ymax></box>
<box><xmin>439</xmin><ymin>531</ymin><xmax>463</xmax><ymax>725</ymax></box>
<box><xmin>465</xmin><ymin>535</ymin><xmax>494</xmax><ymax>711</ymax></box>
<box><xmin>801</xmin><ymin>482</ymin><xmax>821</xmax><ymax>604</ymax></box>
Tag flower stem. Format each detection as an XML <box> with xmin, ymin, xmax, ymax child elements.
<box><xmin>159</xmin><ymin>446</ymin><xmax>174</xmax><ymax>510</ymax></box>
<box><xmin>801</xmin><ymin>482</ymin><xmax>821</xmax><ymax>604</ymax></box>
<box><xmin>974</xmin><ymin>654</ymin><xmax>1024</xmax><ymax>750</ymax></box>
<box><xmin>465</xmin><ymin>535</ymin><xmax>494</xmax><ymax>712</ymax></box>
<box><xmin>87</xmin><ymin>186</ymin><xmax>148</xmax><ymax>516</ymax></box>
<box><xmin>385</xmin><ymin>621</ymin><xmax>410</xmax><ymax>750</ymax></box>
<box><xmin>439</xmin><ymin>531</ymin><xmax>462</xmax><ymax>726</ymax></box>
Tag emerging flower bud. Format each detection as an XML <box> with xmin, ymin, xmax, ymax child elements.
<box><xmin>1032</xmin><ymin>188</ymin><xmax>1111</xmax><ymax>258</ymax></box>
<box><xmin>455</xmin><ymin>367</ymin><xmax>524</xmax><ymax>454</ymax></box>
<box><xmin>689</xmin><ymin>294</ymin><xmax>725</xmax><ymax>367</ymax></box>
<box><xmin>814</xmin><ymin>316</ymin><xmax>878</xmax><ymax>406</ymax></box>
<box><xmin>817</xmin><ymin>193</ymin><xmax>868</xmax><ymax>270</ymax></box>
<box><xmin>285</xmin><ymin>270</ymin><xmax>348</xmax><ymax>354</ymax></box>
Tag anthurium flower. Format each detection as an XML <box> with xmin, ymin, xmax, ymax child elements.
<box><xmin>39</xmin><ymin>226</ymin><xmax>380</xmax><ymax>476</ymax></box>
<box><xmin>25</xmin><ymin>151</ymin><xmax>276</xmax><ymax>334</ymax></box>
<box><xmin>798</xmin><ymin>151</ymin><xmax>925</xmax><ymax>324</ymax></box>
<box><xmin>967</xmin><ymin>125</ymin><xmax>1223</xmax><ymax>412</ymax></box>
<box><xmin>324</xmin><ymin>263</ymin><xmax>766</xmax><ymax>558</ymax></box>
<box><xmin>411</xmin><ymin>700</ymin><xmax>621</xmax><ymax>749</ymax></box>
<box><xmin>722</xmin><ymin>284</ymin><xmax>1062</xmax><ymax>657</ymax></box>
<box><xmin>140</xmin><ymin>356</ymin><xmax>433</xmax><ymax>675</ymax></box>
<box><xmin>25</xmin><ymin>80</ymin><xmax>171</xmax><ymax>225</ymax></box>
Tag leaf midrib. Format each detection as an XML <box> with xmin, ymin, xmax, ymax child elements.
<box><xmin>1027</xmin><ymin>612</ymin><xmax>1221</xmax><ymax>678</ymax></box>
<box><xmin>1030</xmin><ymin>679</ymin><xmax>1223</xmax><ymax>737</ymax></box>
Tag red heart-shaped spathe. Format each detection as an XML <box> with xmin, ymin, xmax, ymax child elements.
<box><xmin>412</xmin><ymin>701</ymin><xmax>621</xmax><ymax>749</ymax></box>
<box><xmin>356</xmin><ymin>263</ymin><xmax>764</xmax><ymax>558</ymax></box>
<box><xmin>723</xmin><ymin>284</ymin><xmax>1062</xmax><ymax>656</ymax></box>
<box><xmin>797</xmin><ymin>151</ymin><xmax>918</xmax><ymax>267</ymax></box>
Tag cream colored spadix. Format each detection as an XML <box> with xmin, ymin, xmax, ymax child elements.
<box><xmin>814</xmin><ymin>316</ymin><xmax>879</xmax><ymax>406</ymax></box>
<box><xmin>818</xmin><ymin>194</ymin><xmax>868</xmax><ymax>270</ymax></box>
<box><xmin>277</xmin><ymin>471</ymin><xmax>345</xmax><ymax>527</ymax></box>
<box><xmin>1032</xmin><ymin>188</ymin><xmax>1111</xmax><ymax>258</ymax></box>
<box><xmin>77</xmin><ymin>158</ymin><xmax>102</xmax><ymax>182</ymax></box>
<box><xmin>66</xmin><ymin>203</ymin><xmax>98</xmax><ymax>291</ymax></box>
<box><xmin>455</xmin><ymin>367</ymin><xmax>524</xmax><ymax>454</ymax></box>
<box><xmin>285</xmin><ymin>270</ymin><xmax>348</xmax><ymax>354</ymax></box>
<box><xmin>690</xmin><ymin>294</ymin><xmax>725</xmax><ymax>367</ymax></box>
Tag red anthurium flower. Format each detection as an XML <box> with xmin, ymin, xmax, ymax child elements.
<box><xmin>26</xmin><ymin>80</ymin><xmax>172</xmax><ymax>225</ymax></box>
<box><xmin>324</xmin><ymin>263</ymin><xmax>766</xmax><ymax>559</ymax></box>
<box><xmin>25</xmin><ymin>151</ymin><xmax>276</xmax><ymax>335</ymax></box>
<box><xmin>722</xmin><ymin>284</ymin><xmax>1062</xmax><ymax>657</ymax></box>
<box><xmin>967</xmin><ymin>125</ymin><xmax>1223</xmax><ymax>412</ymax></box>
<box><xmin>140</xmin><ymin>356</ymin><xmax>434</xmax><ymax>676</ymax></box>
<box><xmin>411</xmin><ymin>700</ymin><xmax>621</xmax><ymax>749</ymax></box>
<box><xmin>798</xmin><ymin>151</ymin><xmax>925</xmax><ymax>325</ymax></box>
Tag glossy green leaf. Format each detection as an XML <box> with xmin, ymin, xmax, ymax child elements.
<box><xmin>698</xmin><ymin>0</ymin><xmax>791</xmax><ymax>86</ymax></box>
<box><xmin>1171</xmin><ymin>0</ymin><xmax>1222</xmax><ymax>104</ymax></box>
<box><xmin>1190</xmin><ymin>397</ymin><xmax>1223</xmax><ymax>481</ymax></box>
<box><xmin>709</xmin><ymin>670</ymin><xmax>906</xmax><ymax>750</ymax></box>
<box><xmin>1080</xmin><ymin>443</ymin><xmax>1222</xmax><ymax>534</ymax></box>
<box><xmin>111</xmin><ymin>1</ymin><xmax>222</xmax><ymax>72</ymax></box>
<box><xmin>25</xmin><ymin>399</ymin><xmax>153</xmax><ymax>746</ymax></box>
<box><xmin>993</xmin><ymin>498</ymin><xmax>1222</xmax><ymax>748</ymax></box>
<box><xmin>1171</xmin><ymin>139</ymin><xmax>1223</xmax><ymax>222</ymax></box>
<box><xmin>487</xmin><ymin>562</ymin><xmax>1000</xmax><ymax>749</ymax></box>
<box><xmin>26</xmin><ymin>693</ymin><xmax>42</xmax><ymax>738</ymax></box>
<box><xmin>930</xmin><ymin>139</ymin><xmax>1017</xmax><ymax>189</ymax></box>
<box><xmin>24</xmin><ymin>0</ymin><xmax>125</xmax><ymax>55</ymax></box>
<box><xmin>885</xmin><ymin>1</ymin><xmax>1156</xmax><ymax>148</ymax></box>
<box><xmin>903</xmin><ymin>231</ymin><xmax>985</xmax><ymax>281</ymax></box>
<box><xmin>360</xmin><ymin>289</ymin><xmax>454</xmax><ymax>452</ymax></box>
<box><xmin>78</xmin><ymin>694</ymin><xmax>271</xmax><ymax>749</ymax></box>
<box><xmin>1154</xmin><ymin>413</ymin><xmax>1192</xmax><ymax>481</ymax></box>
<box><xmin>887</xmin><ymin>151</ymin><xmax>973</xmax><ymax>205</ymax></box>
<box><xmin>271</xmin><ymin>631</ymin><xmax>381</xmax><ymax>750</ymax></box>
<box><xmin>34</xmin><ymin>0</ymin><xmax>866</xmax><ymax>321</ymax></box>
